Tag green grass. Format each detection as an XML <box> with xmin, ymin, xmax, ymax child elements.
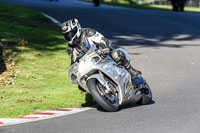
<box><xmin>0</xmin><ymin>2</ymin><xmax>95</xmax><ymax>118</ymax></box>
<box><xmin>84</xmin><ymin>0</ymin><xmax>200</xmax><ymax>13</ymax></box>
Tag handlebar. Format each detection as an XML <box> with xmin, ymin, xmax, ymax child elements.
<box><xmin>96</xmin><ymin>48</ymin><xmax>110</xmax><ymax>57</ymax></box>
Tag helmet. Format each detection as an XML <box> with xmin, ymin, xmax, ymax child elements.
<box><xmin>62</xmin><ymin>18</ymin><xmax>81</xmax><ymax>45</ymax></box>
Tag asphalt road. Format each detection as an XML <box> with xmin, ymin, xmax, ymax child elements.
<box><xmin>1</xmin><ymin>0</ymin><xmax>200</xmax><ymax>132</ymax></box>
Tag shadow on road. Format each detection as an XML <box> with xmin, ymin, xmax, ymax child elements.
<box><xmin>81</xmin><ymin>91</ymin><xmax>155</xmax><ymax>112</ymax></box>
<box><xmin>69</xmin><ymin>7</ymin><xmax>200</xmax><ymax>54</ymax></box>
<box><xmin>94</xmin><ymin>100</ymin><xmax>155</xmax><ymax>112</ymax></box>
<box><xmin>120</xmin><ymin>100</ymin><xmax>155</xmax><ymax>110</ymax></box>
<box><xmin>81</xmin><ymin>93</ymin><xmax>97</xmax><ymax>107</ymax></box>
<box><xmin>2</xmin><ymin>0</ymin><xmax>200</xmax><ymax>56</ymax></box>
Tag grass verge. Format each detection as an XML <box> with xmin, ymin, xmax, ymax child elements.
<box><xmin>84</xmin><ymin>0</ymin><xmax>200</xmax><ymax>13</ymax></box>
<box><xmin>0</xmin><ymin>2</ymin><xmax>95</xmax><ymax>118</ymax></box>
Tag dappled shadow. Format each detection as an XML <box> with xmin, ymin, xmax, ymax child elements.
<box><xmin>1</xmin><ymin>0</ymin><xmax>200</xmax><ymax>54</ymax></box>
<box><xmin>2</xmin><ymin>0</ymin><xmax>200</xmax><ymax>57</ymax></box>
<box><xmin>0</xmin><ymin>47</ymin><xmax>6</xmax><ymax>74</ymax></box>
<box><xmin>103</xmin><ymin>22</ymin><xmax>200</xmax><ymax>54</ymax></box>
<box><xmin>110</xmin><ymin>33</ymin><xmax>200</xmax><ymax>50</ymax></box>
<box><xmin>106</xmin><ymin>16</ymin><xmax>200</xmax><ymax>54</ymax></box>
<box><xmin>0</xmin><ymin>15</ymin><xmax>66</xmax><ymax>58</ymax></box>
<box><xmin>0</xmin><ymin>39</ymin><xmax>20</xmax><ymax>74</ymax></box>
<box><xmin>68</xmin><ymin>7</ymin><xmax>200</xmax><ymax>54</ymax></box>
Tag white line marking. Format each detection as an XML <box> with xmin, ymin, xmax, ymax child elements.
<box><xmin>41</xmin><ymin>13</ymin><xmax>62</xmax><ymax>27</ymax></box>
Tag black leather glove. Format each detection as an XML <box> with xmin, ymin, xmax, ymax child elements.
<box><xmin>102</xmin><ymin>48</ymin><xmax>110</xmax><ymax>55</ymax></box>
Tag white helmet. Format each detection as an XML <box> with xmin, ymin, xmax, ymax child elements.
<box><xmin>62</xmin><ymin>18</ymin><xmax>81</xmax><ymax>45</ymax></box>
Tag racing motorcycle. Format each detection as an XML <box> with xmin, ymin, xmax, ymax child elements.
<box><xmin>69</xmin><ymin>44</ymin><xmax>152</xmax><ymax>112</ymax></box>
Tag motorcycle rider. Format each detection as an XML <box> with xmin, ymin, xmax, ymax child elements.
<box><xmin>61</xmin><ymin>18</ymin><xmax>141</xmax><ymax>81</ymax></box>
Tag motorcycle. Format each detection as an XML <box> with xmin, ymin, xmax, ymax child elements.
<box><xmin>68</xmin><ymin>43</ymin><xmax>152</xmax><ymax>112</ymax></box>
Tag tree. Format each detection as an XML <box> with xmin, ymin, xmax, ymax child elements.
<box><xmin>0</xmin><ymin>43</ymin><xmax>6</xmax><ymax>74</ymax></box>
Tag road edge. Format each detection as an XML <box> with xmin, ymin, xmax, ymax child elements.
<box><xmin>41</xmin><ymin>13</ymin><xmax>62</xmax><ymax>27</ymax></box>
<box><xmin>0</xmin><ymin>106</ymin><xmax>97</xmax><ymax>127</ymax></box>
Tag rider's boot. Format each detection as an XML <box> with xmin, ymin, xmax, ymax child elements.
<box><xmin>126</xmin><ymin>64</ymin><xmax>142</xmax><ymax>79</ymax></box>
<box><xmin>110</xmin><ymin>49</ymin><xmax>141</xmax><ymax>79</ymax></box>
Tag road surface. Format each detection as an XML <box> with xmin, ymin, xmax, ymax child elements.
<box><xmin>0</xmin><ymin>0</ymin><xmax>200</xmax><ymax>132</ymax></box>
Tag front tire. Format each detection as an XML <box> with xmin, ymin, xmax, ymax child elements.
<box><xmin>87</xmin><ymin>79</ymin><xmax>119</xmax><ymax>112</ymax></box>
<box><xmin>137</xmin><ymin>82</ymin><xmax>152</xmax><ymax>105</ymax></box>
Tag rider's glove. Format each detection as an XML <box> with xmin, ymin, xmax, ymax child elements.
<box><xmin>102</xmin><ymin>48</ymin><xmax>110</xmax><ymax>56</ymax></box>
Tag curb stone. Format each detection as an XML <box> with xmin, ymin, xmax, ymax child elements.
<box><xmin>0</xmin><ymin>107</ymin><xmax>95</xmax><ymax>126</ymax></box>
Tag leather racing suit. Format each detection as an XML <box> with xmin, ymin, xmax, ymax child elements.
<box><xmin>65</xmin><ymin>28</ymin><xmax>140</xmax><ymax>79</ymax></box>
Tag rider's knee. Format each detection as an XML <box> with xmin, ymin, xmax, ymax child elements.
<box><xmin>111</xmin><ymin>48</ymin><xmax>130</xmax><ymax>67</ymax></box>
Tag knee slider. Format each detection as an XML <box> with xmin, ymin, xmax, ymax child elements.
<box><xmin>111</xmin><ymin>49</ymin><xmax>129</xmax><ymax>67</ymax></box>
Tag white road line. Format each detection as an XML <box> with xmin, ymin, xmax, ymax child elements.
<box><xmin>42</xmin><ymin>13</ymin><xmax>62</xmax><ymax>27</ymax></box>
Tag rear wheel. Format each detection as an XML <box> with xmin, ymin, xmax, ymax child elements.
<box><xmin>87</xmin><ymin>79</ymin><xmax>119</xmax><ymax>112</ymax></box>
<box><xmin>136</xmin><ymin>82</ymin><xmax>152</xmax><ymax>105</ymax></box>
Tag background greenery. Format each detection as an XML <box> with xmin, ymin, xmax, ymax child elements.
<box><xmin>0</xmin><ymin>3</ymin><xmax>95</xmax><ymax>118</ymax></box>
<box><xmin>85</xmin><ymin>0</ymin><xmax>200</xmax><ymax>12</ymax></box>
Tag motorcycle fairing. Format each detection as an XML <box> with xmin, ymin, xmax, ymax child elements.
<box><xmin>69</xmin><ymin>48</ymin><xmax>141</xmax><ymax>104</ymax></box>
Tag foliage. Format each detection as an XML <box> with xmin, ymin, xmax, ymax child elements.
<box><xmin>0</xmin><ymin>2</ymin><xmax>95</xmax><ymax>118</ymax></box>
<box><xmin>84</xmin><ymin>0</ymin><xmax>200</xmax><ymax>12</ymax></box>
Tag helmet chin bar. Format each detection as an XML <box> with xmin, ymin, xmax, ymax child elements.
<box><xmin>73</xmin><ymin>35</ymin><xmax>81</xmax><ymax>45</ymax></box>
<box><xmin>62</xmin><ymin>18</ymin><xmax>82</xmax><ymax>46</ymax></box>
<box><xmin>68</xmin><ymin>29</ymin><xmax>81</xmax><ymax>45</ymax></box>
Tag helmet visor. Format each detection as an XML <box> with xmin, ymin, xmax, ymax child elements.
<box><xmin>64</xmin><ymin>26</ymin><xmax>78</xmax><ymax>42</ymax></box>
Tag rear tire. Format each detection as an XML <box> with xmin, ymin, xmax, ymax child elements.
<box><xmin>87</xmin><ymin>79</ymin><xmax>119</xmax><ymax>112</ymax></box>
<box><xmin>137</xmin><ymin>82</ymin><xmax>152</xmax><ymax>105</ymax></box>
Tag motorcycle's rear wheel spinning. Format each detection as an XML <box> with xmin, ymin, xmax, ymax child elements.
<box><xmin>87</xmin><ymin>79</ymin><xmax>119</xmax><ymax>112</ymax></box>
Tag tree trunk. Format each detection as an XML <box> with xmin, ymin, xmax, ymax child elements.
<box><xmin>170</xmin><ymin>0</ymin><xmax>186</xmax><ymax>12</ymax></box>
<box><xmin>0</xmin><ymin>47</ymin><xmax>6</xmax><ymax>74</ymax></box>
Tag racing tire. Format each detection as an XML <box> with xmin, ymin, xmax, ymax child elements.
<box><xmin>87</xmin><ymin>79</ymin><xmax>119</xmax><ymax>112</ymax></box>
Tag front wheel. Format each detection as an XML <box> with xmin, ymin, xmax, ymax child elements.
<box><xmin>136</xmin><ymin>82</ymin><xmax>152</xmax><ymax>105</ymax></box>
<box><xmin>87</xmin><ymin>79</ymin><xmax>119</xmax><ymax>112</ymax></box>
